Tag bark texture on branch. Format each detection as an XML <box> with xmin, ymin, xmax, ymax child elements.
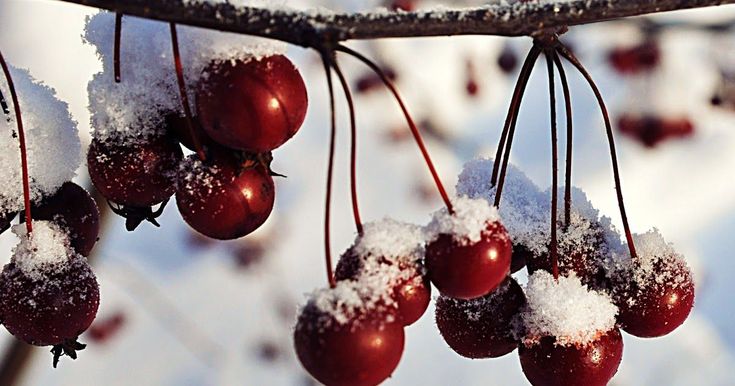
<box><xmin>57</xmin><ymin>0</ymin><xmax>735</xmax><ymax>47</ymax></box>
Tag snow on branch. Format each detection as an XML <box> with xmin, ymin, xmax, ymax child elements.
<box><xmin>57</xmin><ymin>0</ymin><xmax>735</xmax><ymax>47</ymax></box>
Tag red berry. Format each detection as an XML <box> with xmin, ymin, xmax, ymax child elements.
<box><xmin>497</xmin><ymin>44</ymin><xmax>518</xmax><ymax>74</ymax></box>
<box><xmin>87</xmin><ymin>136</ymin><xmax>182</xmax><ymax>207</ymax></box>
<box><xmin>196</xmin><ymin>55</ymin><xmax>308</xmax><ymax>152</ymax></box>
<box><xmin>294</xmin><ymin>303</ymin><xmax>405</xmax><ymax>386</ymax></box>
<box><xmin>426</xmin><ymin>221</ymin><xmax>511</xmax><ymax>299</ymax></box>
<box><xmin>608</xmin><ymin>40</ymin><xmax>660</xmax><ymax>75</ymax></box>
<box><xmin>30</xmin><ymin>182</ymin><xmax>100</xmax><ymax>256</ymax></box>
<box><xmin>356</xmin><ymin>67</ymin><xmax>397</xmax><ymax>94</ymax></box>
<box><xmin>435</xmin><ymin>276</ymin><xmax>525</xmax><ymax>358</ymax></box>
<box><xmin>335</xmin><ymin>248</ymin><xmax>431</xmax><ymax>326</ymax></box>
<box><xmin>0</xmin><ymin>258</ymin><xmax>99</xmax><ymax>347</ymax></box>
<box><xmin>389</xmin><ymin>0</ymin><xmax>416</xmax><ymax>11</ymax></box>
<box><xmin>176</xmin><ymin>150</ymin><xmax>275</xmax><ymax>240</ymax></box>
<box><xmin>614</xmin><ymin>257</ymin><xmax>694</xmax><ymax>338</ymax></box>
<box><xmin>519</xmin><ymin>329</ymin><xmax>623</xmax><ymax>386</ymax></box>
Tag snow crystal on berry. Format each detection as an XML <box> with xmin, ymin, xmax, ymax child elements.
<box><xmin>520</xmin><ymin>270</ymin><xmax>618</xmax><ymax>347</ymax></box>
<box><xmin>456</xmin><ymin>157</ymin><xmax>546</xmax><ymax>249</ymax></box>
<box><xmin>353</xmin><ymin>218</ymin><xmax>424</xmax><ymax>263</ymax></box>
<box><xmin>84</xmin><ymin>12</ymin><xmax>286</xmax><ymax>143</ymax></box>
<box><xmin>425</xmin><ymin>196</ymin><xmax>501</xmax><ymax>244</ymax></box>
<box><xmin>11</xmin><ymin>221</ymin><xmax>79</xmax><ymax>280</ymax></box>
<box><xmin>0</xmin><ymin>65</ymin><xmax>81</xmax><ymax>213</ymax></box>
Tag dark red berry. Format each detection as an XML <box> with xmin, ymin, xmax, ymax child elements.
<box><xmin>165</xmin><ymin>113</ymin><xmax>212</xmax><ymax>152</ymax></box>
<box><xmin>519</xmin><ymin>329</ymin><xmax>623</xmax><ymax>386</ymax></box>
<box><xmin>435</xmin><ymin>276</ymin><xmax>525</xmax><ymax>358</ymax></box>
<box><xmin>196</xmin><ymin>55</ymin><xmax>308</xmax><ymax>152</ymax></box>
<box><xmin>614</xmin><ymin>257</ymin><xmax>694</xmax><ymax>338</ymax></box>
<box><xmin>335</xmin><ymin>248</ymin><xmax>430</xmax><ymax>326</ymax></box>
<box><xmin>389</xmin><ymin>0</ymin><xmax>416</xmax><ymax>11</ymax></box>
<box><xmin>294</xmin><ymin>304</ymin><xmax>405</xmax><ymax>386</ymax></box>
<box><xmin>511</xmin><ymin>243</ymin><xmax>532</xmax><ymax>273</ymax></box>
<box><xmin>176</xmin><ymin>150</ymin><xmax>275</xmax><ymax>240</ymax></box>
<box><xmin>617</xmin><ymin>114</ymin><xmax>694</xmax><ymax>147</ymax></box>
<box><xmin>608</xmin><ymin>40</ymin><xmax>660</xmax><ymax>75</ymax></box>
<box><xmin>87</xmin><ymin>136</ymin><xmax>182</xmax><ymax>207</ymax></box>
<box><xmin>425</xmin><ymin>221</ymin><xmax>511</xmax><ymax>299</ymax></box>
<box><xmin>0</xmin><ymin>258</ymin><xmax>99</xmax><ymax>347</ymax></box>
<box><xmin>355</xmin><ymin>67</ymin><xmax>397</xmax><ymax>94</ymax></box>
<box><xmin>497</xmin><ymin>44</ymin><xmax>518</xmax><ymax>74</ymax></box>
<box><xmin>30</xmin><ymin>182</ymin><xmax>100</xmax><ymax>256</ymax></box>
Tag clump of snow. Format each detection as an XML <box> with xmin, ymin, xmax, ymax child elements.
<box><xmin>0</xmin><ymin>65</ymin><xmax>81</xmax><ymax>213</ymax></box>
<box><xmin>10</xmin><ymin>221</ymin><xmax>78</xmax><ymax>281</ymax></box>
<box><xmin>425</xmin><ymin>196</ymin><xmax>500</xmax><ymax>244</ymax></box>
<box><xmin>84</xmin><ymin>12</ymin><xmax>286</xmax><ymax>144</ymax></box>
<box><xmin>520</xmin><ymin>270</ymin><xmax>618</xmax><ymax>347</ymax></box>
<box><xmin>352</xmin><ymin>218</ymin><xmax>424</xmax><ymax>264</ymax></box>
<box><xmin>456</xmin><ymin>157</ymin><xmax>546</xmax><ymax>249</ymax></box>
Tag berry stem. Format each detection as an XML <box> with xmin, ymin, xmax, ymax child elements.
<box><xmin>328</xmin><ymin>54</ymin><xmax>363</xmax><ymax>236</ymax></box>
<box><xmin>114</xmin><ymin>12</ymin><xmax>122</xmax><ymax>83</ymax></box>
<box><xmin>169</xmin><ymin>23</ymin><xmax>207</xmax><ymax>162</ymax></box>
<box><xmin>336</xmin><ymin>44</ymin><xmax>454</xmax><ymax>214</ymax></box>
<box><xmin>491</xmin><ymin>44</ymin><xmax>542</xmax><ymax>189</ymax></box>
<box><xmin>553</xmin><ymin>52</ymin><xmax>573</xmax><ymax>229</ymax></box>
<box><xmin>0</xmin><ymin>50</ymin><xmax>33</xmax><ymax>234</ymax></box>
<box><xmin>557</xmin><ymin>44</ymin><xmax>638</xmax><ymax>259</ymax></box>
<box><xmin>321</xmin><ymin>52</ymin><xmax>338</xmax><ymax>289</ymax></box>
<box><xmin>494</xmin><ymin>44</ymin><xmax>542</xmax><ymax>207</ymax></box>
<box><xmin>545</xmin><ymin>50</ymin><xmax>559</xmax><ymax>280</ymax></box>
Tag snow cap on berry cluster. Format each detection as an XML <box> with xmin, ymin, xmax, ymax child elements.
<box><xmin>425</xmin><ymin>196</ymin><xmax>501</xmax><ymax>244</ymax></box>
<box><xmin>0</xmin><ymin>65</ymin><xmax>81</xmax><ymax>213</ymax></box>
<box><xmin>302</xmin><ymin>274</ymin><xmax>398</xmax><ymax>329</ymax></box>
<box><xmin>84</xmin><ymin>12</ymin><xmax>286</xmax><ymax>144</ymax></box>
<box><xmin>353</xmin><ymin>218</ymin><xmax>424</xmax><ymax>264</ymax></box>
<box><xmin>456</xmin><ymin>158</ymin><xmax>546</xmax><ymax>249</ymax></box>
<box><xmin>520</xmin><ymin>270</ymin><xmax>618</xmax><ymax>347</ymax></box>
<box><xmin>11</xmin><ymin>221</ymin><xmax>80</xmax><ymax>281</ymax></box>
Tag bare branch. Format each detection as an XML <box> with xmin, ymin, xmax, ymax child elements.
<box><xmin>56</xmin><ymin>0</ymin><xmax>735</xmax><ymax>47</ymax></box>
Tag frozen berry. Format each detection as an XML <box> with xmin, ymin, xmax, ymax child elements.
<box><xmin>519</xmin><ymin>329</ymin><xmax>623</xmax><ymax>386</ymax></box>
<box><xmin>196</xmin><ymin>55</ymin><xmax>308</xmax><ymax>152</ymax></box>
<box><xmin>435</xmin><ymin>276</ymin><xmax>525</xmax><ymax>358</ymax></box>
<box><xmin>87</xmin><ymin>136</ymin><xmax>182</xmax><ymax>207</ymax></box>
<box><xmin>426</xmin><ymin>220</ymin><xmax>511</xmax><ymax>299</ymax></box>
<box><xmin>176</xmin><ymin>150</ymin><xmax>275</xmax><ymax>240</ymax></box>
<box><xmin>30</xmin><ymin>182</ymin><xmax>100</xmax><ymax>256</ymax></box>
<box><xmin>294</xmin><ymin>296</ymin><xmax>404</xmax><ymax>386</ymax></box>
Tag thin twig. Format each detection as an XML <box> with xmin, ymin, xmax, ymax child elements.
<box><xmin>321</xmin><ymin>52</ymin><xmax>337</xmax><ymax>289</ymax></box>
<box><xmin>545</xmin><ymin>50</ymin><xmax>560</xmax><ymax>280</ymax></box>
<box><xmin>553</xmin><ymin>52</ymin><xmax>573</xmax><ymax>229</ymax></box>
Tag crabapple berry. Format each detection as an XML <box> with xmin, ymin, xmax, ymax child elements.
<box><xmin>196</xmin><ymin>55</ymin><xmax>308</xmax><ymax>152</ymax></box>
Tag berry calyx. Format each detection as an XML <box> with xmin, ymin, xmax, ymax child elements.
<box><xmin>294</xmin><ymin>282</ymin><xmax>405</xmax><ymax>386</ymax></box>
<box><xmin>518</xmin><ymin>329</ymin><xmax>623</xmax><ymax>386</ymax></box>
<box><xmin>176</xmin><ymin>149</ymin><xmax>275</xmax><ymax>240</ymax></box>
<box><xmin>435</xmin><ymin>276</ymin><xmax>525</xmax><ymax>358</ymax></box>
<box><xmin>196</xmin><ymin>54</ymin><xmax>308</xmax><ymax>152</ymax></box>
<box><xmin>425</xmin><ymin>197</ymin><xmax>511</xmax><ymax>299</ymax></box>
<box><xmin>30</xmin><ymin>182</ymin><xmax>100</xmax><ymax>256</ymax></box>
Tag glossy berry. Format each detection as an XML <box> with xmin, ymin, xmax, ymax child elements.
<box><xmin>614</xmin><ymin>257</ymin><xmax>695</xmax><ymax>338</ymax></box>
<box><xmin>519</xmin><ymin>329</ymin><xmax>623</xmax><ymax>386</ymax></box>
<box><xmin>294</xmin><ymin>304</ymin><xmax>405</xmax><ymax>386</ymax></box>
<box><xmin>425</xmin><ymin>221</ymin><xmax>511</xmax><ymax>299</ymax></box>
<box><xmin>435</xmin><ymin>276</ymin><xmax>525</xmax><ymax>358</ymax></box>
<box><xmin>335</xmin><ymin>249</ymin><xmax>431</xmax><ymax>326</ymax></box>
<box><xmin>87</xmin><ymin>136</ymin><xmax>182</xmax><ymax>207</ymax></box>
<box><xmin>0</xmin><ymin>258</ymin><xmax>99</xmax><ymax>353</ymax></box>
<box><xmin>176</xmin><ymin>150</ymin><xmax>275</xmax><ymax>240</ymax></box>
<box><xmin>196</xmin><ymin>55</ymin><xmax>308</xmax><ymax>152</ymax></box>
<box><xmin>608</xmin><ymin>40</ymin><xmax>660</xmax><ymax>75</ymax></box>
<box><xmin>30</xmin><ymin>182</ymin><xmax>100</xmax><ymax>256</ymax></box>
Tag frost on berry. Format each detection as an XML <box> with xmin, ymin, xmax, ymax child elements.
<box><xmin>0</xmin><ymin>65</ymin><xmax>81</xmax><ymax>214</ymax></box>
<box><xmin>83</xmin><ymin>11</ymin><xmax>286</xmax><ymax>144</ymax></box>
<box><xmin>424</xmin><ymin>195</ymin><xmax>502</xmax><ymax>245</ymax></box>
<box><xmin>519</xmin><ymin>270</ymin><xmax>618</xmax><ymax>347</ymax></box>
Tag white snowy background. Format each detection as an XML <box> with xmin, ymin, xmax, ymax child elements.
<box><xmin>1</xmin><ymin>0</ymin><xmax>735</xmax><ymax>385</ymax></box>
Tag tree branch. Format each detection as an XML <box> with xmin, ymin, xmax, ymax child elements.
<box><xmin>56</xmin><ymin>0</ymin><xmax>735</xmax><ymax>48</ymax></box>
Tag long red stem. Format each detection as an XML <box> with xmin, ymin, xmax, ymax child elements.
<box><xmin>557</xmin><ymin>45</ymin><xmax>637</xmax><ymax>259</ymax></box>
<box><xmin>0</xmin><ymin>50</ymin><xmax>33</xmax><ymax>234</ymax></box>
<box><xmin>545</xmin><ymin>51</ymin><xmax>559</xmax><ymax>280</ymax></box>
<box><xmin>321</xmin><ymin>53</ymin><xmax>337</xmax><ymax>288</ymax></box>
<box><xmin>169</xmin><ymin>23</ymin><xmax>207</xmax><ymax>161</ymax></box>
<box><xmin>494</xmin><ymin>45</ymin><xmax>542</xmax><ymax>207</ymax></box>
<box><xmin>553</xmin><ymin>52</ymin><xmax>573</xmax><ymax>229</ymax></box>
<box><xmin>492</xmin><ymin>44</ymin><xmax>543</xmax><ymax>188</ymax></box>
<box><xmin>114</xmin><ymin>12</ymin><xmax>122</xmax><ymax>83</ymax></box>
<box><xmin>329</xmin><ymin>55</ymin><xmax>363</xmax><ymax>236</ymax></box>
<box><xmin>337</xmin><ymin>45</ymin><xmax>454</xmax><ymax>214</ymax></box>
